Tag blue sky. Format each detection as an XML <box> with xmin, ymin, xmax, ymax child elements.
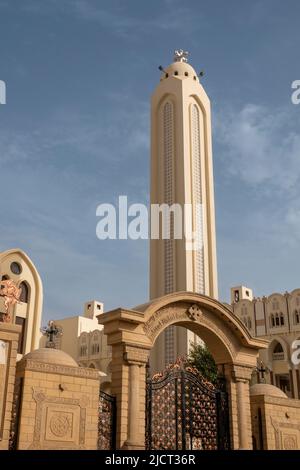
<box><xmin>0</xmin><ymin>0</ymin><xmax>300</xmax><ymax>323</ymax></box>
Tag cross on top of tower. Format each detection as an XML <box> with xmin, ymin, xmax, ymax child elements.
<box><xmin>173</xmin><ymin>49</ymin><xmax>189</xmax><ymax>63</ymax></box>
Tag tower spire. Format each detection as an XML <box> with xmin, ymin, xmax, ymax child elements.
<box><xmin>150</xmin><ymin>51</ymin><xmax>218</xmax><ymax>371</ymax></box>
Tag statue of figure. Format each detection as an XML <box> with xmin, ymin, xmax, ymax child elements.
<box><xmin>0</xmin><ymin>279</ymin><xmax>21</xmax><ymax>322</ymax></box>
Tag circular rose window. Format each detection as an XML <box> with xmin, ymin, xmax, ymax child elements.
<box><xmin>10</xmin><ymin>262</ymin><xmax>22</xmax><ymax>275</ymax></box>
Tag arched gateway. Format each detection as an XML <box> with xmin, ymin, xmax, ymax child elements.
<box><xmin>98</xmin><ymin>292</ymin><xmax>268</xmax><ymax>450</ymax></box>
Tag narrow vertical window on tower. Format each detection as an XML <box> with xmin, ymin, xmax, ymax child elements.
<box><xmin>191</xmin><ymin>103</ymin><xmax>205</xmax><ymax>294</ymax></box>
<box><xmin>163</xmin><ymin>100</ymin><xmax>175</xmax><ymax>366</ymax></box>
<box><xmin>163</xmin><ymin>100</ymin><xmax>174</xmax><ymax>294</ymax></box>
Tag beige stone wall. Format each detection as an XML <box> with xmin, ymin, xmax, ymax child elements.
<box><xmin>0</xmin><ymin>323</ymin><xmax>20</xmax><ymax>450</ymax></box>
<box><xmin>16</xmin><ymin>358</ymin><xmax>100</xmax><ymax>450</ymax></box>
<box><xmin>251</xmin><ymin>395</ymin><xmax>300</xmax><ymax>449</ymax></box>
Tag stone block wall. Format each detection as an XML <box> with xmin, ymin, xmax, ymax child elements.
<box><xmin>251</xmin><ymin>394</ymin><xmax>300</xmax><ymax>449</ymax></box>
<box><xmin>16</xmin><ymin>356</ymin><xmax>100</xmax><ymax>449</ymax></box>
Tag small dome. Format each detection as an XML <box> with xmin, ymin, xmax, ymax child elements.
<box><xmin>22</xmin><ymin>348</ymin><xmax>78</xmax><ymax>368</ymax></box>
<box><xmin>250</xmin><ymin>383</ymin><xmax>287</xmax><ymax>398</ymax></box>
<box><xmin>161</xmin><ymin>62</ymin><xmax>199</xmax><ymax>82</ymax></box>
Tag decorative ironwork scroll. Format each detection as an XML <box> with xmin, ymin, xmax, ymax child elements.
<box><xmin>146</xmin><ymin>359</ymin><xmax>230</xmax><ymax>450</ymax></box>
<box><xmin>98</xmin><ymin>390</ymin><xmax>116</xmax><ymax>450</ymax></box>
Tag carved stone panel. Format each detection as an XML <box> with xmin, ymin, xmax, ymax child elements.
<box><xmin>271</xmin><ymin>418</ymin><xmax>300</xmax><ymax>450</ymax></box>
<box><xmin>29</xmin><ymin>388</ymin><xmax>87</xmax><ymax>449</ymax></box>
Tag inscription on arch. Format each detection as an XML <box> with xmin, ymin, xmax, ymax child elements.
<box><xmin>143</xmin><ymin>303</ymin><xmax>196</xmax><ymax>342</ymax></box>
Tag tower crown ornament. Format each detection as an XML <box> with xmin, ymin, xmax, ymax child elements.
<box><xmin>173</xmin><ymin>49</ymin><xmax>189</xmax><ymax>63</ymax></box>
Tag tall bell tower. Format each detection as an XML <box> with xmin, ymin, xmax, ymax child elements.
<box><xmin>150</xmin><ymin>50</ymin><xmax>218</xmax><ymax>371</ymax></box>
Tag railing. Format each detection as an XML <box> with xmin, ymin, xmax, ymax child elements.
<box><xmin>272</xmin><ymin>352</ymin><xmax>284</xmax><ymax>361</ymax></box>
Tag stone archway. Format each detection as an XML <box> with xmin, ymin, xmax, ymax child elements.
<box><xmin>98</xmin><ymin>292</ymin><xmax>268</xmax><ymax>450</ymax></box>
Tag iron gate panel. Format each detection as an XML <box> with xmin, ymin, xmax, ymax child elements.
<box><xmin>146</xmin><ymin>361</ymin><xmax>230</xmax><ymax>450</ymax></box>
<box><xmin>98</xmin><ymin>390</ymin><xmax>116</xmax><ymax>450</ymax></box>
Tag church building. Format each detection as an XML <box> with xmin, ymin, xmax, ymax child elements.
<box><xmin>1</xmin><ymin>50</ymin><xmax>300</xmax><ymax>451</ymax></box>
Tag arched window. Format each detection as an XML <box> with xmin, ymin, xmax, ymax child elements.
<box><xmin>275</xmin><ymin>313</ymin><xmax>280</xmax><ymax>326</ymax></box>
<box><xmin>280</xmin><ymin>313</ymin><xmax>285</xmax><ymax>326</ymax></box>
<box><xmin>273</xmin><ymin>342</ymin><xmax>284</xmax><ymax>360</ymax></box>
<box><xmin>91</xmin><ymin>343</ymin><xmax>100</xmax><ymax>355</ymax></box>
<box><xmin>91</xmin><ymin>332</ymin><xmax>100</xmax><ymax>355</ymax></box>
<box><xmin>19</xmin><ymin>282</ymin><xmax>29</xmax><ymax>303</ymax></box>
<box><xmin>79</xmin><ymin>334</ymin><xmax>88</xmax><ymax>357</ymax></box>
<box><xmin>294</xmin><ymin>310</ymin><xmax>300</xmax><ymax>325</ymax></box>
<box><xmin>274</xmin><ymin>342</ymin><xmax>283</xmax><ymax>353</ymax></box>
<box><xmin>270</xmin><ymin>314</ymin><xmax>275</xmax><ymax>327</ymax></box>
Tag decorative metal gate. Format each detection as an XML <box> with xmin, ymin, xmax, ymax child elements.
<box><xmin>98</xmin><ymin>390</ymin><xmax>116</xmax><ymax>450</ymax></box>
<box><xmin>146</xmin><ymin>361</ymin><xmax>230</xmax><ymax>450</ymax></box>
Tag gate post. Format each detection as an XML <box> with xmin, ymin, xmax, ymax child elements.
<box><xmin>98</xmin><ymin>308</ymin><xmax>151</xmax><ymax>450</ymax></box>
<box><xmin>224</xmin><ymin>364</ymin><xmax>254</xmax><ymax>450</ymax></box>
<box><xmin>122</xmin><ymin>345</ymin><xmax>149</xmax><ymax>450</ymax></box>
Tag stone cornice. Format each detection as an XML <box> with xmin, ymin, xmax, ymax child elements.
<box><xmin>16</xmin><ymin>359</ymin><xmax>100</xmax><ymax>379</ymax></box>
<box><xmin>251</xmin><ymin>395</ymin><xmax>300</xmax><ymax>408</ymax></box>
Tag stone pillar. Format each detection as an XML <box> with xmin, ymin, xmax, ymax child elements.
<box><xmin>289</xmin><ymin>369</ymin><xmax>295</xmax><ymax>398</ymax></box>
<box><xmin>97</xmin><ymin>308</ymin><xmax>152</xmax><ymax>449</ymax></box>
<box><xmin>290</xmin><ymin>367</ymin><xmax>299</xmax><ymax>399</ymax></box>
<box><xmin>234</xmin><ymin>366</ymin><xmax>253</xmax><ymax>449</ymax></box>
<box><xmin>122</xmin><ymin>345</ymin><xmax>149</xmax><ymax>450</ymax></box>
<box><xmin>236</xmin><ymin>378</ymin><xmax>249</xmax><ymax>449</ymax></box>
<box><xmin>224</xmin><ymin>364</ymin><xmax>253</xmax><ymax>450</ymax></box>
<box><xmin>296</xmin><ymin>369</ymin><xmax>300</xmax><ymax>399</ymax></box>
<box><xmin>109</xmin><ymin>342</ymin><xmax>150</xmax><ymax>450</ymax></box>
<box><xmin>127</xmin><ymin>363</ymin><xmax>140</xmax><ymax>446</ymax></box>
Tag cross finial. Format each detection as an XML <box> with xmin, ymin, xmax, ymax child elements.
<box><xmin>256</xmin><ymin>361</ymin><xmax>269</xmax><ymax>384</ymax></box>
<box><xmin>174</xmin><ymin>49</ymin><xmax>189</xmax><ymax>63</ymax></box>
<box><xmin>40</xmin><ymin>320</ymin><xmax>62</xmax><ymax>348</ymax></box>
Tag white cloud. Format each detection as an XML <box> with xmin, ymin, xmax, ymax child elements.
<box><xmin>19</xmin><ymin>0</ymin><xmax>198</xmax><ymax>38</ymax></box>
<box><xmin>215</xmin><ymin>103</ymin><xmax>300</xmax><ymax>193</ymax></box>
<box><xmin>0</xmin><ymin>99</ymin><xmax>149</xmax><ymax>167</ymax></box>
<box><xmin>72</xmin><ymin>0</ymin><xmax>197</xmax><ymax>35</ymax></box>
